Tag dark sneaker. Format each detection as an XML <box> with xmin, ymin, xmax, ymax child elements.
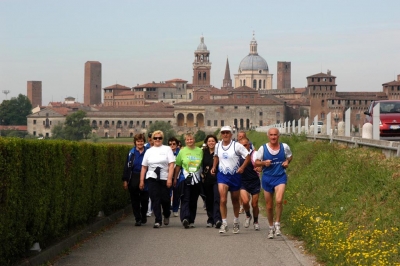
<box><xmin>135</xmin><ymin>221</ymin><xmax>142</xmax><ymax>226</ymax></box>
<box><xmin>141</xmin><ymin>217</ymin><xmax>147</xmax><ymax>224</ymax></box>
<box><xmin>182</xmin><ymin>219</ymin><xmax>189</xmax><ymax>229</ymax></box>
<box><xmin>164</xmin><ymin>217</ymin><xmax>170</xmax><ymax>226</ymax></box>
<box><xmin>215</xmin><ymin>220</ymin><xmax>222</xmax><ymax>229</ymax></box>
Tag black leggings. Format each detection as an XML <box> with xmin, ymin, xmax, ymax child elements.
<box><xmin>147</xmin><ymin>179</ymin><xmax>171</xmax><ymax>224</ymax></box>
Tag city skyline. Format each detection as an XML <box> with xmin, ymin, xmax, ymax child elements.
<box><xmin>1</xmin><ymin>0</ymin><xmax>400</xmax><ymax>105</ymax></box>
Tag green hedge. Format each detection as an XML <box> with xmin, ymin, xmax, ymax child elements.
<box><xmin>0</xmin><ymin>138</ymin><xmax>129</xmax><ymax>265</ymax></box>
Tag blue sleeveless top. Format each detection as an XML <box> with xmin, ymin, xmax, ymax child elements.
<box><xmin>262</xmin><ymin>143</ymin><xmax>286</xmax><ymax>177</ymax></box>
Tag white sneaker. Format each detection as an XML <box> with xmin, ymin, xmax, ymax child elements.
<box><xmin>254</xmin><ymin>222</ymin><xmax>260</xmax><ymax>231</ymax></box>
<box><xmin>173</xmin><ymin>212</ymin><xmax>178</xmax><ymax>217</ymax></box>
<box><xmin>244</xmin><ymin>215</ymin><xmax>252</xmax><ymax>228</ymax></box>
<box><xmin>189</xmin><ymin>223</ymin><xmax>195</xmax><ymax>228</ymax></box>
<box><xmin>268</xmin><ymin>227</ymin><xmax>274</xmax><ymax>239</ymax></box>
<box><xmin>146</xmin><ymin>211</ymin><xmax>152</xmax><ymax>217</ymax></box>
<box><xmin>275</xmin><ymin>224</ymin><xmax>281</xmax><ymax>236</ymax></box>
<box><xmin>233</xmin><ymin>222</ymin><xmax>240</xmax><ymax>234</ymax></box>
<box><xmin>219</xmin><ymin>223</ymin><xmax>228</xmax><ymax>234</ymax></box>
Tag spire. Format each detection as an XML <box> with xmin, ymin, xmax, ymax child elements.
<box><xmin>249</xmin><ymin>31</ymin><xmax>258</xmax><ymax>55</ymax></box>
<box><xmin>224</xmin><ymin>57</ymin><xmax>231</xmax><ymax>80</ymax></box>
<box><xmin>222</xmin><ymin>57</ymin><xmax>232</xmax><ymax>90</ymax></box>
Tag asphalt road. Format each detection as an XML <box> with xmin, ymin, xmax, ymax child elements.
<box><xmin>54</xmin><ymin>198</ymin><xmax>314</xmax><ymax>266</ymax></box>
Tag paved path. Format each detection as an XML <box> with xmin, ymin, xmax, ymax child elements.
<box><xmin>54</xmin><ymin>198</ymin><xmax>314</xmax><ymax>266</ymax></box>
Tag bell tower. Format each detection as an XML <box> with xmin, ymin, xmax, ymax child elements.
<box><xmin>192</xmin><ymin>36</ymin><xmax>211</xmax><ymax>87</ymax></box>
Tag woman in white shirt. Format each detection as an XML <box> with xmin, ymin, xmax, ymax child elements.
<box><xmin>140</xmin><ymin>130</ymin><xmax>175</xmax><ymax>228</ymax></box>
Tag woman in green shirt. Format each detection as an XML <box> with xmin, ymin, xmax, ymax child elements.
<box><xmin>173</xmin><ymin>132</ymin><xmax>203</xmax><ymax>229</ymax></box>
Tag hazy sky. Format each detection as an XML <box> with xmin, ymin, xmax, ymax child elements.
<box><xmin>1</xmin><ymin>0</ymin><xmax>400</xmax><ymax>104</ymax></box>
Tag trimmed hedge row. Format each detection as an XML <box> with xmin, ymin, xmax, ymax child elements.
<box><xmin>0</xmin><ymin>138</ymin><xmax>130</xmax><ymax>265</ymax></box>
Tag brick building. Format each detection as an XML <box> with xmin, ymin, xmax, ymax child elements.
<box><xmin>277</xmin><ymin>62</ymin><xmax>291</xmax><ymax>90</ymax></box>
<box><xmin>84</xmin><ymin>61</ymin><xmax>102</xmax><ymax>106</ymax></box>
<box><xmin>27</xmin><ymin>81</ymin><xmax>42</xmax><ymax>107</ymax></box>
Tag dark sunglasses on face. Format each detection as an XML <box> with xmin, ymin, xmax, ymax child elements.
<box><xmin>153</xmin><ymin>137</ymin><xmax>163</xmax><ymax>140</ymax></box>
<box><xmin>169</xmin><ymin>142</ymin><xmax>176</xmax><ymax>146</ymax></box>
<box><xmin>221</xmin><ymin>131</ymin><xmax>231</xmax><ymax>135</ymax></box>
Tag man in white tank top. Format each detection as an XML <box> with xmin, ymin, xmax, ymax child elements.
<box><xmin>211</xmin><ymin>126</ymin><xmax>250</xmax><ymax>234</ymax></box>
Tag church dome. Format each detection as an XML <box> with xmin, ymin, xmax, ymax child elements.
<box><xmin>238</xmin><ymin>34</ymin><xmax>268</xmax><ymax>72</ymax></box>
<box><xmin>239</xmin><ymin>54</ymin><xmax>269</xmax><ymax>72</ymax></box>
<box><xmin>197</xmin><ymin>36</ymin><xmax>208</xmax><ymax>51</ymax></box>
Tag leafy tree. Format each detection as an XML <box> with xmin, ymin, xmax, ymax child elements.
<box><xmin>51</xmin><ymin>124</ymin><xmax>66</xmax><ymax>139</ymax></box>
<box><xmin>51</xmin><ymin>110</ymin><xmax>91</xmax><ymax>141</ymax></box>
<box><xmin>194</xmin><ymin>130</ymin><xmax>206</xmax><ymax>142</ymax></box>
<box><xmin>90</xmin><ymin>133</ymin><xmax>100</xmax><ymax>143</ymax></box>
<box><xmin>147</xmin><ymin>121</ymin><xmax>176</xmax><ymax>145</ymax></box>
<box><xmin>0</xmin><ymin>94</ymin><xmax>32</xmax><ymax>125</ymax></box>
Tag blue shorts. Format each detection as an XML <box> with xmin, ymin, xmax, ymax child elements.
<box><xmin>261</xmin><ymin>174</ymin><xmax>287</xmax><ymax>193</ymax></box>
<box><xmin>217</xmin><ymin>172</ymin><xmax>241</xmax><ymax>192</ymax></box>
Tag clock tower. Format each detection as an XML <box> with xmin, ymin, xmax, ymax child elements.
<box><xmin>192</xmin><ymin>36</ymin><xmax>211</xmax><ymax>87</ymax></box>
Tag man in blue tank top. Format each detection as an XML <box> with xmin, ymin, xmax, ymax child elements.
<box><xmin>255</xmin><ymin>127</ymin><xmax>292</xmax><ymax>239</ymax></box>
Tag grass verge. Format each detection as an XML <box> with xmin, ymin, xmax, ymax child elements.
<box><xmin>280</xmin><ymin>137</ymin><xmax>400</xmax><ymax>265</ymax></box>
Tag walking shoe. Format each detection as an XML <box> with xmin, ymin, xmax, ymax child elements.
<box><xmin>233</xmin><ymin>222</ymin><xmax>240</xmax><ymax>234</ymax></box>
<box><xmin>206</xmin><ymin>223</ymin><xmax>212</xmax><ymax>228</ymax></box>
<box><xmin>153</xmin><ymin>223</ymin><xmax>161</xmax><ymax>228</ymax></box>
<box><xmin>173</xmin><ymin>212</ymin><xmax>179</xmax><ymax>217</ymax></box>
<box><xmin>146</xmin><ymin>211</ymin><xmax>152</xmax><ymax>217</ymax></box>
<box><xmin>141</xmin><ymin>217</ymin><xmax>147</xmax><ymax>224</ymax></box>
<box><xmin>164</xmin><ymin>217</ymin><xmax>169</xmax><ymax>226</ymax></box>
<box><xmin>189</xmin><ymin>223</ymin><xmax>195</xmax><ymax>228</ymax></box>
<box><xmin>182</xmin><ymin>219</ymin><xmax>189</xmax><ymax>229</ymax></box>
<box><xmin>275</xmin><ymin>224</ymin><xmax>281</xmax><ymax>236</ymax></box>
<box><xmin>239</xmin><ymin>206</ymin><xmax>244</xmax><ymax>214</ymax></box>
<box><xmin>219</xmin><ymin>223</ymin><xmax>228</xmax><ymax>233</ymax></box>
<box><xmin>215</xmin><ymin>220</ymin><xmax>222</xmax><ymax>229</ymax></box>
<box><xmin>268</xmin><ymin>227</ymin><xmax>274</xmax><ymax>239</ymax></box>
<box><xmin>135</xmin><ymin>221</ymin><xmax>142</xmax><ymax>226</ymax></box>
<box><xmin>254</xmin><ymin>222</ymin><xmax>260</xmax><ymax>231</ymax></box>
<box><xmin>244</xmin><ymin>215</ymin><xmax>252</xmax><ymax>228</ymax></box>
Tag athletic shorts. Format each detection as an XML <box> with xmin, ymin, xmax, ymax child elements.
<box><xmin>217</xmin><ymin>172</ymin><xmax>241</xmax><ymax>192</ymax></box>
<box><xmin>241</xmin><ymin>179</ymin><xmax>261</xmax><ymax>195</ymax></box>
<box><xmin>261</xmin><ymin>174</ymin><xmax>287</xmax><ymax>193</ymax></box>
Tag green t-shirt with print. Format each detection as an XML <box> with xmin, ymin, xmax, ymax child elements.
<box><xmin>175</xmin><ymin>146</ymin><xmax>203</xmax><ymax>173</ymax></box>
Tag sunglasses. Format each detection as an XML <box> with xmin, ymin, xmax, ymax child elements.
<box><xmin>169</xmin><ymin>143</ymin><xmax>176</xmax><ymax>146</ymax></box>
<box><xmin>221</xmin><ymin>131</ymin><xmax>231</xmax><ymax>135</ymax></box>
<box><xmin>153</xmin><ymin>137</ymin><xmax>163</xmax><ymax>140</ymax></box>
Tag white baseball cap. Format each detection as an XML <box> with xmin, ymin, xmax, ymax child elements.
<box><xmin>220</xmin><ymin>126</ymin><xmax>233</xmax><ymax>133</ymax></box>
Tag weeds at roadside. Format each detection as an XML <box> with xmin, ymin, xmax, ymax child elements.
<box><xmin>281</xmin><ymin>140</ymin><xmax>400</xmax><ymax>265</ymax></box>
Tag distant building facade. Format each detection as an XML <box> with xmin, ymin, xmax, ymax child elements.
<box><xmin>84</xmin><ymin>61</ymin><xmax>102</xmax><ymax>106</ymax></box>
<box><xmin>382</xmin><ymin>74</ymin><xmax>400</xmax><ymax>100</ymax></box>
<box><xmin>27</xmin><ymin>81</ymin><xmax>42</xmax><ymax>107</ymax></box>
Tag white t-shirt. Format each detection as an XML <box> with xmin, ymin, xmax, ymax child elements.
<box><xmin>255</xmin><ymin>143</ymin><xmax>292</xmax><ymax>160</ymax></box>
<box><xmin>142</xmin><ymin>145</ymin><xmax>176</xmax><ymax>180</ymax></box>
<box><xmin>215</xmin><ymin>140</ymin><xmax>249</xmax><ymax>175</ymax></box>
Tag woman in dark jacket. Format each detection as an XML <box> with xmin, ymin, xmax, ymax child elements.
<box><xmin>122</xmin><ymin>133</ymin><xmax>149</xmax><ymax>226</ymax></box>
<box><xmin>202</xmin><ymin>135</ymin><xmax>222</xmax><ymax>228</ymax></box>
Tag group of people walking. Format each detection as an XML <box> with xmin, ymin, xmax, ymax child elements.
<box><xmin>122</xmin><ymin>126</ymin><xmax>292</xmax><ymax>239</ymax></box>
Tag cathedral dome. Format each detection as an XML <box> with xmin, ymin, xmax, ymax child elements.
<box><xmin>197</xmin><ymin>36</ymin><xmax>208</xmax><ymax>51</ymax></box>
<box><xmin>239</xmin><ymin>54</ymin><xmax>269</xmax><ymax>72</ymax></box>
